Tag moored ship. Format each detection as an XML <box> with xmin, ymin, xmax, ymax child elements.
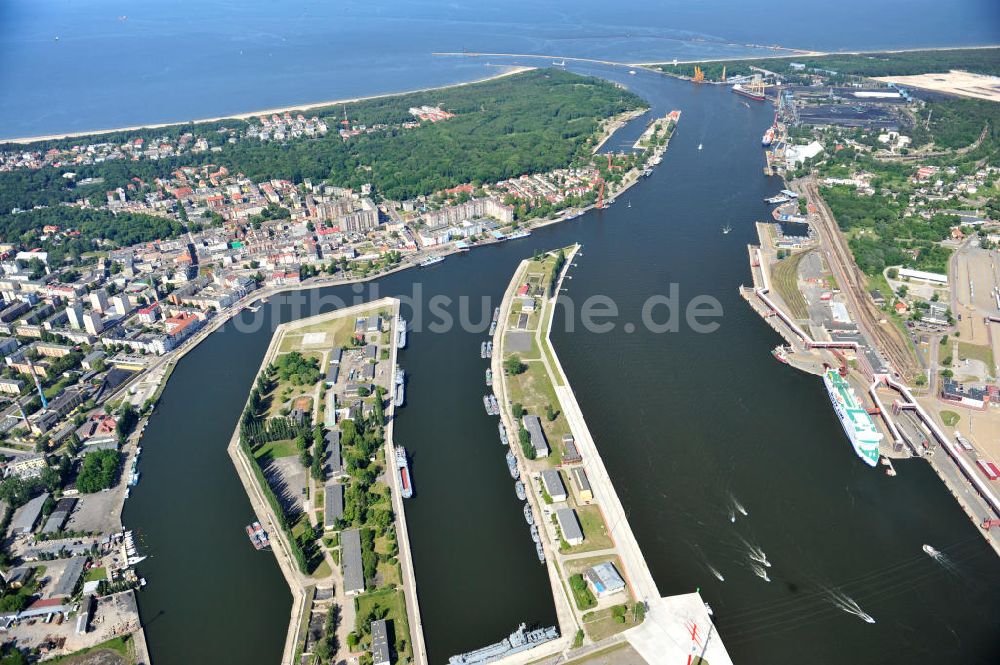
<box><xmin>506</xmin><ymin>450</ymin><xmax>519</xmax><ymax>479</ymax></box>
<box><xmin>823</xmin><ymin>369</ymin><xmax>882</xmax><ymax>467</ymax></box>
<box><xmin>449</xmin><ymin>623</ymin><xmax>559</xmax><ymax>665</ymax></box>
<box><xmin>396</xmin><ymin>316</ymin><xmax>408</xmax><ymax>348</ymax></box>
<box><xmin>762</xmin><ymin>126</ymin><xmax>775</xmax><ymax>147</ymax></box>
<box><xmin>419</xmin><ymin>256</ymin><xmax>445</xmax><ymax>267</ymax></box>
<box><xmin>394</xmin><ymin>366</ymin><xmax>406</xmax><ymax>408</ymax></box>
<box><xmin>396</xmin><ymin>446</ymin><xmax>414</xmax><ymax>498</ymax></box>
<box><xmin>507</xmin><ymin>230</ymin><xmax>531</xmax><ymax>240</ymax></box>
<box><xmin>733</xmin><ymin>80</ymin><xmax>766</xmax><ymax>101</ymax></box>
<box><xmin>499</xmin><ymin>421</ymin><xmax>509</xmax><ymax>446</ymax></box>
<box><xmin>246</xmin><ymin>521</ymin><xmax>270</xmax><ymax>550</ymax></box>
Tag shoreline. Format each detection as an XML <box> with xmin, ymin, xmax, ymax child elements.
<box><xmin>0</xmin><ymin>66</ymin><xmax>533</xmax><ymax>145</ymax></box>
<box><xmin>742</xmin><ymin>209</ymin><xmax>1000</xmax><ymax>556</ymax></box>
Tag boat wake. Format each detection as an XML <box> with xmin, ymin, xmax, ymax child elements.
<box><xmin>731</xmin><ymin>494</ymin><xmax>749</xmax><ymax>518</ymax></box>
<box><xmin>739</xmin><ymin>536</ymin><xmax>771</xmax><ymax>568</ymax></box>
<box><xmin>824</xmin><ymin>588</ymin><xmax>875</xmax><ymax>624</ymax></box>
<box><xmin>752</xmin><ymin>564</ymin><xmax>771</xmax><ymax>582</ymax></box>
<box><xmin>924</xmin><ymin>544</ymin><xmax>961</xmax><ymax>576</ymax></box>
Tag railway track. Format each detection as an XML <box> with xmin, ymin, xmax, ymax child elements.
<box><xmin>797</xmin><ymin>178</ymin><xmax>920</xmax><ymax>380</ymax></box>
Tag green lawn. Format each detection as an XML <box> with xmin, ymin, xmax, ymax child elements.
<box><xmin>957</xmin><ymin>341</ymin><xmax>995</xmax><ymax>371</ymax></box>
<box><xmin>311</xmin><ymin>558</ymin><xmax>332</xmax><ymax>579</ymax></box>
<box><xmin>47</xmin><ymin>636</ymin><xmax>133</xmax><ymax>664</ymax></box>
<box><xmin>84</xmin><ymin>566</ymin><xmax>107</xmax><ymax>583</ymax></box>
<box><xmin>582</xmin><ymin>603</ymin><xmax>643</xmax><ymax>641</ymax></box>
<box><xmin>354</xmin><ymin>588</ymin><xmax>413</xmax><ymax>662</ymax></box>
<box><xmin>940</xmin><ymin>410</ymin><xmax>961</xmax><ymax>427</ymax></box>
<box><xmin>254</xmin><ymin>438</ymin><xmax>299</xmax><ymax>461</ymax></box>
<box><xmin>562</xmin><ymin>505</ymin><xmax>613</xmax><ymax>554</ymax></box>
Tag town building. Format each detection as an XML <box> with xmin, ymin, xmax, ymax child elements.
<box><xmin>371</xmin><ymin>619</ymin><xmax>391</xmax><ymax>665</ymax></box>
<box><xmin>555</xmin><ymin>508</ymin><xmax>584</xmax><ymax>546</ymax></box>
<box><xmin>341</xmin><ymin>528</ymin><xmax>365</xmax><ymax>595</ymax></box>
<box><xmin>540</xmin><ymin>469</ymin><xmax>568</xmax><ymax>502</ymax></box>
<box><xmin>324</xmin><ymin>483</ymin><xmax>344</xmax><ymax>529</ymax></box>
<box><xmin>585</xmin><ymin>561</ymin><xmax>626</xmax><ymax>597</ymax></box>
<box><xmin>572</xmin><ymin>467</ymin><xmax>593</xmax><ymax>502</ymax></box>
<box><xmin>522</xmin><ymin>415</ymin><xmax>550</xmax><ymax>458</ymax></box>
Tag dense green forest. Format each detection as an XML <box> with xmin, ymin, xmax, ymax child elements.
<box><xmin>0</xmin><ymin>70</ymin><xmax>645</xmax><ymax>219</ymax></box>
<box><xmin>656</xmin><ymin>47</ymin><xmax>1000</xmax><ymax>82</ymax></box>
<box><xmin>0</xmin><ymin>207</ymin><xmax>183</xmax><ymax>264</ymax></box>
<box><xmin>821</xmin><ymin>185</ymin><xmax>957</xmax><ymax>275</ymax></box>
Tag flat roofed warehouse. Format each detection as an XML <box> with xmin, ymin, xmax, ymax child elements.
<box><xmin>50</xmin><ymin>556</ymin><xmax>87</xmax><ymax>598</ymax></box>
<box><xmin>341</xmin><ymin>528</ymin><xmax>365</xmax><ymax>595</ymax></box>
<box><xmin>9</xmin><ymin>492</ymin><xmax>49</xmax><ymax>535</ymax></box>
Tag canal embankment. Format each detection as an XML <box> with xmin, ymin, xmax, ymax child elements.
<box><xmin>491</xmin><ymin>245</ymin><xmax>732</xmax><ymax>665</ymax></box>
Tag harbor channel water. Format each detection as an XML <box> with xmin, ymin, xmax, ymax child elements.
<box><xmin>122</xmin><ymin>65</ymin><xmax>1000</xmax><ymax>664</ymax></box>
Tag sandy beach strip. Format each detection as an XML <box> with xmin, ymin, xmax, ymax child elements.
<box><xmin>2</xmin><ymin>66</ymin><xmax>533</xmax><ymax>145</ymax></box>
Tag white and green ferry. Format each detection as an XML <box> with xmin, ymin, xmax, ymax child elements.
<box><xmin>822</xmin><ymin>369</ymin><xmax>882</xmax><ymax>467</ymax></box>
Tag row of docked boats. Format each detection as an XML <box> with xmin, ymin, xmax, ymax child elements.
<box><xmin>483</xmin><ymin>393</ymin><xmax>500</xmax><ymax>415</ymax></box>
<box><xmin>128</xmin><ymin>448</ymin><xmax>141</xmax><ymax>487</ymax></box>
<box><xmin>245</xmin><ymin>521</ymin><xmax>270</xmax><ymax>551</ymax></box>
<box><xmin>122</xmin><ymin>529</ymin><xmax>147</xmax><ymax>566</ymax></box>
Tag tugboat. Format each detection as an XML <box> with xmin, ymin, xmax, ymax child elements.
<box><xmin>246</xmin><ymin>521</ymin><xmax>271</xmax><ymax>550</ymax></box>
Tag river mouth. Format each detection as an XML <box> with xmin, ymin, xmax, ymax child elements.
<box><xmin>123</xmin><ymin>65</ymin><xmax>1000</xmax><ymax>665</ymax></box>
